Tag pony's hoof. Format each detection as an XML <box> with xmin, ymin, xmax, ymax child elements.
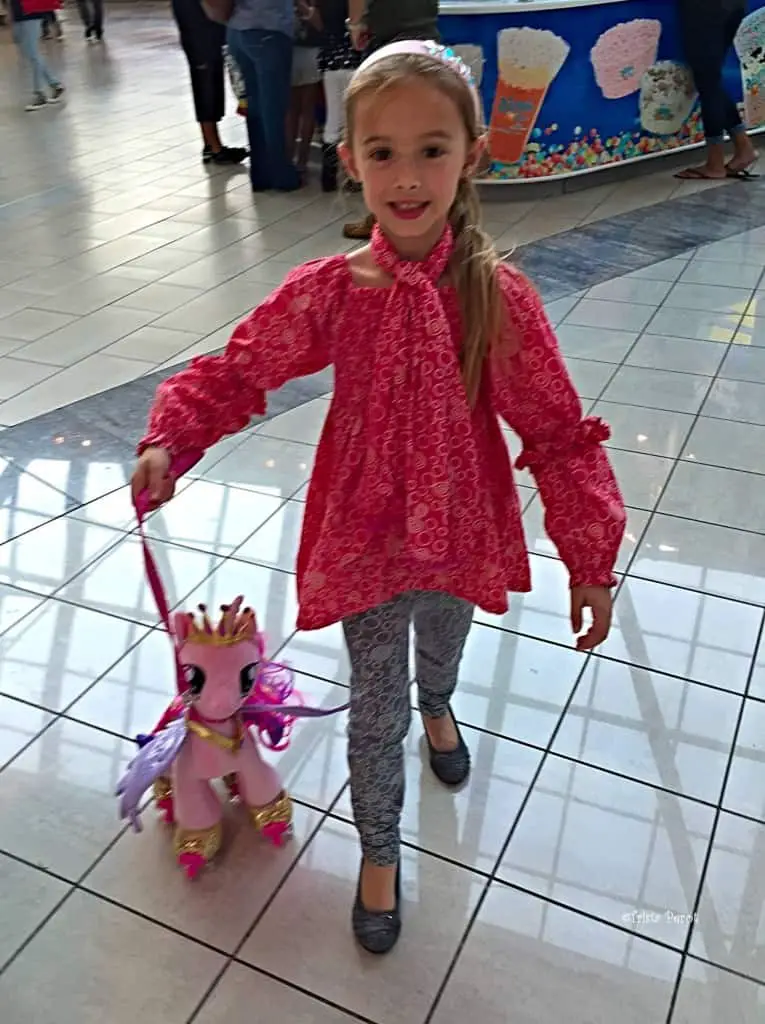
<box><xmin>157</xmin><ymin>796</ymin><xmax>175</xmax><ymax>824</ymax></box>
<box><xmin>178</xmin><ymin>851</ymin><xmax>206</xmax><ymax>879</ymax></box>
<box><xmin>262</xmin><ymin>821</ymin><xmax>292</xmax><ymax>847</ymax></box>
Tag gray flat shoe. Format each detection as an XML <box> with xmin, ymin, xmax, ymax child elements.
<box><xmin>352</xmin><ymin>861</ymin><xmax>401</xmax><ymax>954</ymax></box>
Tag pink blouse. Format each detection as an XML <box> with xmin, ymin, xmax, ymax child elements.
<box><xmin>140</xmin><ymin>229</ymin><xmax>625</xmax><ymax>631</ymax></box>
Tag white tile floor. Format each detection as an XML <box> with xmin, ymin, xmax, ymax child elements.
<box><xmin>2</xmin><ymin>5</ymin><xmax>765</xmax><ymax>1024</ymax></box>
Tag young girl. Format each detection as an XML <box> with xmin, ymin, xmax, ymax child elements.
<box><xmin>132</xmin><ymin>41</ymin><xmax>625</xmax><ymax>955</ymax></box>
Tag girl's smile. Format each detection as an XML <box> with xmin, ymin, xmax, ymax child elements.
<box><xmin>388</xmin><ymin>200</ymin><xmax>431</xmax><ymax>220</ymax></box>
<box><xmin>341</xmin><ymin>78</ymin><xmax>480</xmax><ymax>259</ymax></box>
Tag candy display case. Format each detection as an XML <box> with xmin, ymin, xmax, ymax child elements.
<box><xmin>439</xmin><ymin>0</ymin><xmax>765</xmax><ymax>183</ymax></box>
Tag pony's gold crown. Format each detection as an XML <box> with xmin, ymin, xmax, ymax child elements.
<box><xmin>184</xmin><ymin>601</ymin><xmax>257</xmax><ymax>647</ymax></box>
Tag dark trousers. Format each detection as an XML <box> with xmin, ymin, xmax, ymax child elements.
<box><xmin>226</xmin><ymin>27</ymin><xmax>300</xmax><ymax>191</ymax></box>
<box><xmin>172</xmin><ymin>0</ymin><xmax>226</xmax><ymax>124</ymax></box>
<box><xmin>679</xmin><ymin>0</ymin><xmax>746</xmax><ymax>142</ymax></box>
<box><xmin>365</xmin><ymin>27</ymin><xmax>440</xmax><ymax>57</ymax></box>
<box><xmin>77</xmin><ymin>0</ymin><xmax>103</xmax><ymax>34</ymax></box>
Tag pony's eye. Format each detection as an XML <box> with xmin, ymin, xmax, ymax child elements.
<box><xmin>239</xmin><ymin>662</ymin><xmax>260</xmax><ymax>697</ymax></box>
<box><xmin>183</xmin><ymin>665</ymin><xmax>206</xmax><ymax>695</ymax></box>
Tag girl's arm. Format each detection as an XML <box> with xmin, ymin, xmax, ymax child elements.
<box><xmin>139</xmin><ymin>261</ymin><xmax>333</xmax><ymax>457</ymax></box>
<box><xmin>491</xmin><ymin>267</ymin><xmax>626</xmax><ymax>589</ymax></box>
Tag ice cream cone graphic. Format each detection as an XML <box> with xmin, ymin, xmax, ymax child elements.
<box><xmin>591</xmin><ymin>19</ymin><xmax>661</xmax><ymax>100</ymax></box>
<box><xmin>735</xmin><ymin>9</ymin><xmax>765</xmax><ymax>128</ymax></box>
<box><xmin>488</xmin><ymin>28</ymin><xmax>570</xmax><ymax>167</ymax></box>
<box><xmin>451</xmin><ymin>44</ymin><xmax>485</xmax><ymax>89</ymax></box>
<box><xmin>640</xmin><ymin>61</ymin><xmax>696</xmax><ymax>136</ymax></box>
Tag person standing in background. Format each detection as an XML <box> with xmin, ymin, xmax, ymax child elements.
<box><xmin>77</xmin><ymin>0</ymin><xmax>103</xmax><ymax>41</ymax></box>
<box><xmin>40</xmin><ymin>9</ymin><xmax>62</xmax><ymax>39</ymax></box>
<box><xmin>347</xmin><ymin>0</ymin><xmax>438</xmax><ymax>55</ymax></box>
<box><xmin>675</xmin><ymin>0</ymin><xmax>758</xmax><ymax>180</ymax></box>
<box><xmin>9</xmin><ymin>0</ymin><xmax>65</xmax><ymax>110</ymax></box>
<box><xmin>288</xmin><ymin>0</ymin><xmax>323</xmax><ymax>184</ymax></box>
<box><xmin>342</xmin><ymin>0</ymin><xmax>439</xmax><ymax>238</ymax></box>
<box><xmin>318</xmin><ymin>0</ymin><xmax>361</xmax><ymax>192</ymax></box>
<box><xmin>171</xmin><ymin>0</ymin><xmax>249</xmax><ymax>166</ymax></box>
<box><xmin>227</xmin><ymin>0</ymin><xmax>301</xmax><ymax>192</ymax></box>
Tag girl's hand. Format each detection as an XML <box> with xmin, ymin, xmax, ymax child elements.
<box><xmin>570</xmin><ymin>586</ymin><xmax>613</xmax><ymax>651</ymax></box>
<box><xmin>350</xmin><ymin>23</ymin><xmax>369</xmax><ymax>50</ymax></box>
<box><xmin>131</xmin><ymin>447</ymin><xmax>174</xmax><ymax>508</ymax></box>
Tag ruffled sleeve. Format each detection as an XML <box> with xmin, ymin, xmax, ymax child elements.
<box><xmin>491</xmin><ymin>266</ymin><xmax>626</xmax><ymax>588</ymax></box>
<box><xmin>138</xmin><ymin>258</ymin><xmax>336</xmax><ymax>457</ymax></box>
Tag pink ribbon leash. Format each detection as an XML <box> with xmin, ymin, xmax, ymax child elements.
<box><xmin>133</xmin><ymin>452</ymin><xmax>348</xmax><ymax>719</ymax></box>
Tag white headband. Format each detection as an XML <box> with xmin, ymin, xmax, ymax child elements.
<box><xmin>355</xmin><ymin>39</ymin><xmax>483</xmax><ymax>118</ymax></box>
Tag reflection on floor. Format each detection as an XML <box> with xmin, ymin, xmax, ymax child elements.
<box><xmin>2</xmin><ymin>6</ymin><xmax>765</xmax><ymax>1024</ymax></box>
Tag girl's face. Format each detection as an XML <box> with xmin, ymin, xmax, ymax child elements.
<box><xmin>342</xmin><ymin>78</ymin><xmax>481</xmax><ymax>258</ymax></box>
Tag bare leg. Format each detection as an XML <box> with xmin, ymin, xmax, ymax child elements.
<box><xmin>200</xmin><ymin>120</ymin><xmax>223</xmax><ymax>154</ymax></box>
<box><xmin>286</xmin><ymin>88</ymin><xmax>300</xmax><ymax>165</ymax></box>
<box><xmin>676</xmin><ymin>140</ymin><xmax>727</xmax><ymax>180</ymax></box>
<box><xmin>296</xmin><ymin>83</ymin><xmax>318</xmax><ymax>175</ymax></box>
<box><xmin>728</xmin><ymin>129</ymin><xmax>757</xmax><ymax>174</ymax></box>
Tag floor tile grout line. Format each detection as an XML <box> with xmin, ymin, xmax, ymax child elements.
<box><xmin>0</xmin><ymin>622</ymin><xmax>152</xmax><ymax>773</ymax></box>
<box><xmin>0</xmin><ymin>785</ymin><xmax>383</xmax><ymax>1014</ymax></box>
<box><xmin>4</xmin><ymin>159</ymin><xmax>765</xmax><ymax>1015</ymax></box>
<box><xmin>183</xmin><ymin>785</ymin><xmax>348</xmax><ymax>1024</ymax></box>
<box><xmin>2</xmin><ymin>180</ymin><xmax>752</xmax><ymax>431</ymax></box>
<box><xmin>664</xmin><ymin>611</ymin><xmax>765</xmax><ymax>1023</ymax></box>
<box><xmin>422</xmin><ymin>647</ymin><xmax>596</xmax><ymax>1023</ymax></box>
<box><xmin>0</xmin><ymin>880</ymin><xmax>78</xmax><ymax>977</ymax></box>
<box><xmin>3</xmin><ymin>540</ymin><xmax>762</xmax><ymax>760</ymax></box>
<box><xmin>681</xmin><ymin>951</ymin><xmax>765</xmax><ymax>991</ymax></box>
<box><xmin>423</xmin><ymin>484</ymin><xmax>745</xmax><ymax>1024</ymax></box>
<box><xmin>0</xmin><ymin>522</ymin><xmax>143</xmax><ymax>634</ymax></box>
<box><xmin>595</xmin><ymin>252</ymin><xmax>752</xmax><ymax>601</ymax></box>
<box><xmin>0</xmin><ymin>195</ymin><xmax>357</xmax><ymax>405</ymax></box>
<box><xmin>193</xmin><ymin>959</ymin><xmax>381</xmax><ymax>1024</ymax></box>
<box><xmin>3</xmin><ymin>801</ymin><xmax>765</xmax><ymax>999</ymax></box>
<box><xmin>5</xmin><ymin>660</ymin><xmax>762</xmax><ymax>832</ymax></box>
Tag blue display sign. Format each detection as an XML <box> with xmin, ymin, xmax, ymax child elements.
<box><xmin>439</xmin><ymin>1</ymin><xmax>765</xmax><ymax>179</ymax></box>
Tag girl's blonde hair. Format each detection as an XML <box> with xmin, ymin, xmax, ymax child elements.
<box><xmin>345</xmin><ymin>53</ymin><xmax>506</xmax><ymax>406</ymax></box>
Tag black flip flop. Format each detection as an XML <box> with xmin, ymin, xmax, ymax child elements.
<box><xmin>726</xmin><ymin>166</ymin><xmax>760</xmax><ymax>180</ymax></box>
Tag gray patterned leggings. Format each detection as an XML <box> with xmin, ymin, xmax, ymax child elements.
<box><xmin>343</xmin><ymin>590</ymin><xmax>474</xmax><ymax>867</ymax></box>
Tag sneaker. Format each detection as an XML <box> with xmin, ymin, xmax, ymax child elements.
<box><xmin>204</xmin><ymin>146</ymin><xmax>248</xmax><ymax>166</ymax></box>
<box><xmin>343</xmin><ymin>213</ymin><xmax>375</xmax><ymax>241</ymax></box>
<box><xmin>48</xmin><ymin>85</ymin><xmax>65</xmax><ymax>104</ymax></box>
<box><xmin>25</xmin><ymin>93</ymin><xmax>48</xmax><ymax>112</ymax></box>
<box><xmin>85</xmin><ymin>25</ymin><xmax>93</xmax><ymax>39</ymax></box>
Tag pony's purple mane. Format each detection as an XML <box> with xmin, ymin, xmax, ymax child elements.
<box><xmin>241</xmin><ymin>659</ymin><xmax>302</xmax><ymax>750</ymax></box>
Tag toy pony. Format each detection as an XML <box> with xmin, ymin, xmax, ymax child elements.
<box><xmin>117</xmin><ymin>597</ymin><xmax>298</xmax><ymax>879</ymax></box>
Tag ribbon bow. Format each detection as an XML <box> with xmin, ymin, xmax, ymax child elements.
<box><xmin>355</xmin><ymin>225</ymin><xmax>480</xmax><ymax>565</ymax></box>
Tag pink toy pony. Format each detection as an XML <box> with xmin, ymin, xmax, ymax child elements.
<box><xmin>117</xmin><ymin>597</ymin><xmax>298</xmax><ymax>878</ymax></box>
<box><xmin>118</xmin><ymin>453</ymin><xmax>347</xmax><ymax>879</ymax></box>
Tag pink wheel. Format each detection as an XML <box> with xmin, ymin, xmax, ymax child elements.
<box><xmin>261</xmin><ymin>821</ymin><xmax>291</xmax><ymax>847</ymax></box>
<box><xmin>178</xmin><ymin>851</ymin><xmax>206</xmax><ymax>879</ymax></box>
